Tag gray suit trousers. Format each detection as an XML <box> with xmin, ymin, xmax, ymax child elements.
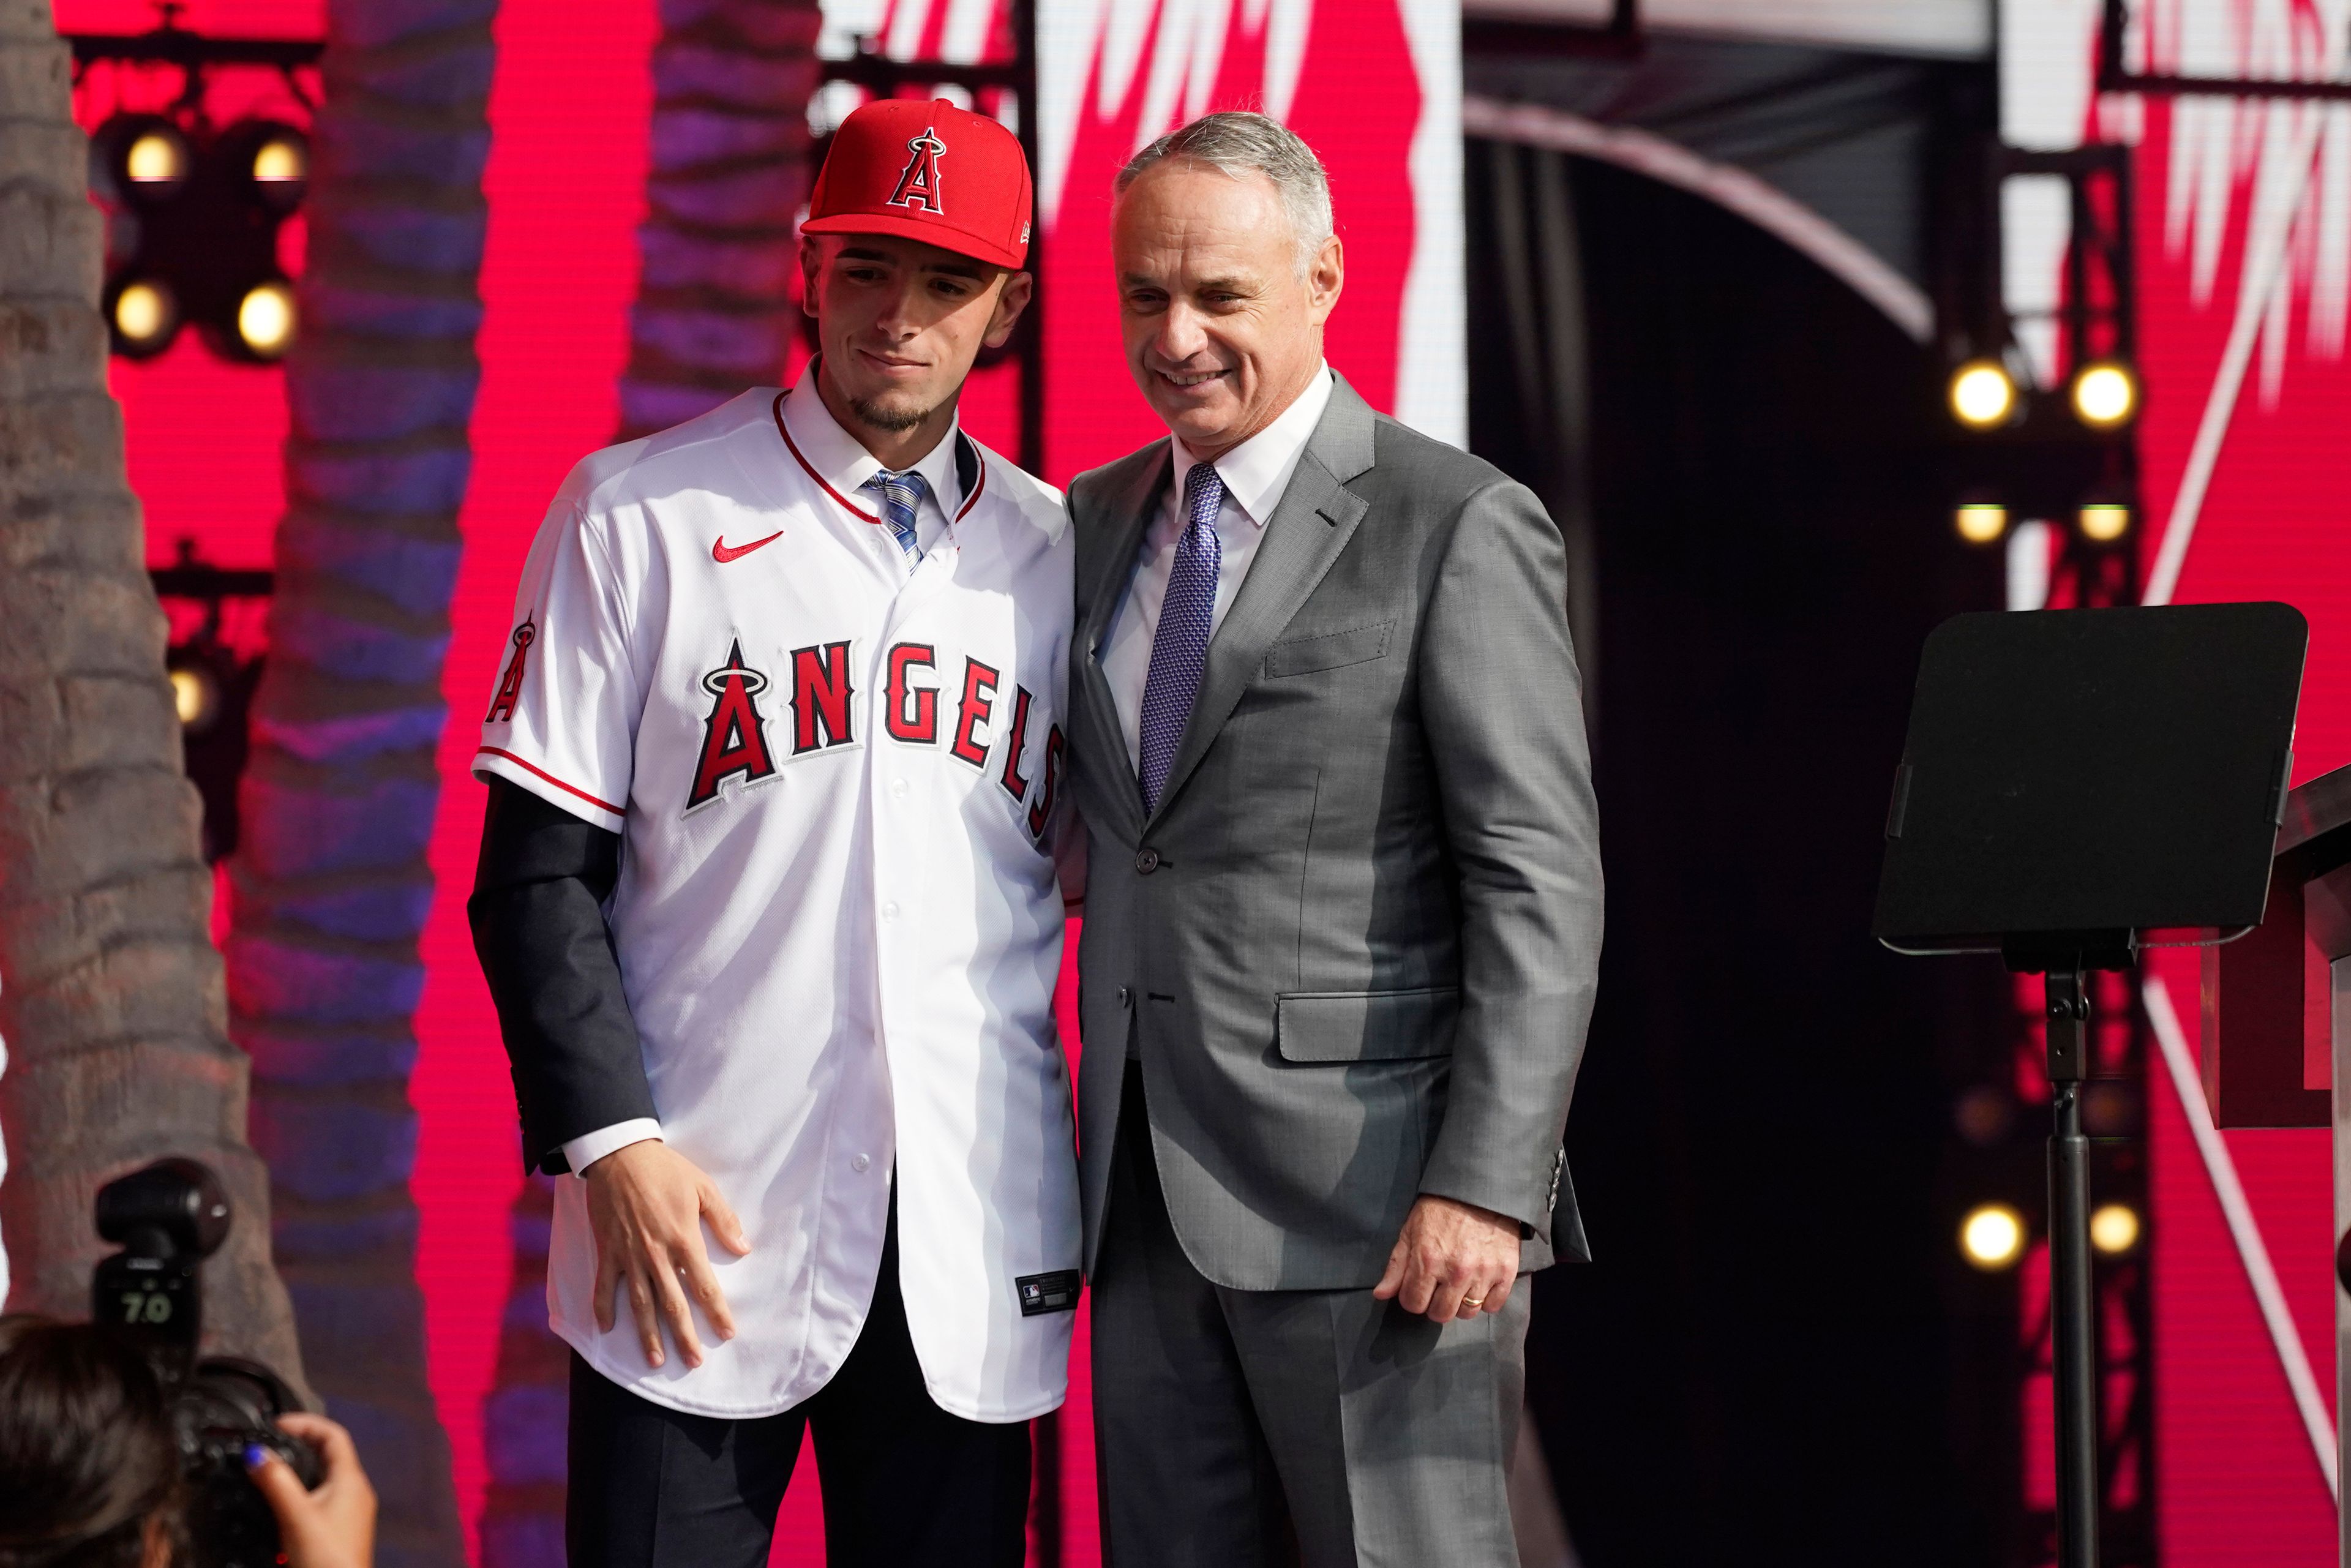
<box><xmin>1092</xmin><ymin>1065</ymin><xmax>1528</xmax><ymax>1568</ymax></box>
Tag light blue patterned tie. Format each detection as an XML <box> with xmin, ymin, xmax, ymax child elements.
<box><xmin>1137</xmin><ymin>462</ymin><xmax>1224</xmax><ymax>814</ymax></box>
<box><xmin>860</xmin><ymin>468</ymin><xmax>928</xmax><ymax>566</ymax></box>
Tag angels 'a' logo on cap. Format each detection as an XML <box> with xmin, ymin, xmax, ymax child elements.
<box><xmin>888</xmin><ymin>127</ymin><xmax>947</xmax><ymax>214</ymax></box>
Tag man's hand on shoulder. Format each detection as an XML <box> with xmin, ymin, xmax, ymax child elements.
<box><xmin>583</xmin><ymin>1139</ymin><xmax>751</xmax><ymax>1370</ymax></box>
<box><xmin>1372</xmin><ymin>1195</ymin><xmax>1521</xmax><ymax>1324</ymax></box>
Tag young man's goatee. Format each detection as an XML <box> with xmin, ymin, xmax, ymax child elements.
<box><xmin>850</xmin><ymin>393</ymin><xmax>939</xmax><ymax>433</ymax></box>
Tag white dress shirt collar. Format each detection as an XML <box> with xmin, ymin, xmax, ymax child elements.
<box><xmin>1169</xmin><ymin>363</ymin><xmax>1333</xmax><ymax>530</ymax></box>
<box><xmin>782</xmin><ymin>358</ymin><xmax>963</xmax><ymax>521</ymax></box>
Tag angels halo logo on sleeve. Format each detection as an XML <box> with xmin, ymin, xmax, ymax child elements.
<box><xmin>887</xmin><ymin>126</ymin><xmax>947</xmax><ymax>214</ymax></box>
<box><xmin>486</xmin><ymin>616</ymin><xmax>534</xmax><ymax>724</ymax></box>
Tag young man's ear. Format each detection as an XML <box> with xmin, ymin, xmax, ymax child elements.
<box><xmin>799</xmin><ymin>236</ymin><xmax>824</xmax><ymax>320</ymax></box>
<box><xmin>984</xmin><ymin>270</ymin><xmax>1036</xmax><ymax>350</ymax></box>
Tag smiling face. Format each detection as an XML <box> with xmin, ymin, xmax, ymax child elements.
<box><xmin>1112</xmin><ymin>158</ymin><xmax>1343</xmax><ymax>462</ymax></box>
<box><xmin>801</xmin><ymin>231</ymin><xmax>1032</xmax><ymax>460</ymax></box>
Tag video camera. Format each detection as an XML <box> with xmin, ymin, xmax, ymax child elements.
<box><xmin>92</xmin><ymin>1158</ymin><xmax>322</xmax><ymax>1568</ymax></box>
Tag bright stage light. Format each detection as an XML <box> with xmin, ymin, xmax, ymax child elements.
<box><xmin>1955</xmin><ymin>501</ymin><xmax>2008</xmax><ymax>544</ymax></box>
<box><xmin>2078</xmin><ymin>502</ymin><xmax>2131</xmax><ymax>542</ymax></box>
<box><xmin>1960</xmin><ymin>1203</ymin><xmax>2027</xmax><ymax>1270</ymax></box>
<box><xmin>1949</xmin><ymin>360</ymin><xmax>2017</xmax><ymax>429</ymax></box>
<box><xmin>124</xmin><ymin>127</ymin><xmax>190</xmax><ymax>186</ymax></box>
<box><xmin>252</xmin><ymin>133</ymin><xmax>306</xmax><ymax>184</ymax></box>
<box><xmin>236</xmin><ymin>281</ymin><xmax>297</xmax><ymax>358</ymax></box>
<box><xmin>170</xmin><ymin>665</ymin><xmax>221</xmax><ymax>732</ymax></box>
<box><xmin>110</xmin><ymin>279</ymin><xmax>179</xmax><ymax>356</ymax></box>
<box><xmin>230</xmin><ymin>122</ymin><xmax>312</xmax><ymax>215</ymax></box>
<box><xmin>2090</xmin><ymin>1204</ymin><xmax>2140</xmax><ymax>1255</ymax></box>
<box><xmin>2071</xmin><ymin>361</ymin><xmax>2139</xmax><ymax>429</ymax></box>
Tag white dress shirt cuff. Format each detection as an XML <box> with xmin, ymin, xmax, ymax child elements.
<box><xmin>563</xmin><ymin>1119</ymin><xmax>662</xmax><ymax>1174</ymax></box>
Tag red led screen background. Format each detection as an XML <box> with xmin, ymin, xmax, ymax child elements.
<box><xmin>2132</xmin><ymin>89</ymin><xmax>2351</xmax><ymax>1563</ymax></box>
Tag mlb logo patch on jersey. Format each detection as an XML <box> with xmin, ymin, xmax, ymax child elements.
<box><xmin>1016</xmin><ymin>1270</ymin><xmax>1081</xmax><ymax>1317</ymax></box>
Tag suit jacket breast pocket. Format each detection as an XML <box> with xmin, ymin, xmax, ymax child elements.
<box><xmin>1262</xmin><ymin>618</ymin><xmax>1396</xmax><ymax>679</ymax></box>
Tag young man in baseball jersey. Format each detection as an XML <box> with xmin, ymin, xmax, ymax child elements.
<box><xmin>467</xmin><ymin>99</ymin><xmax>1079</xmax><ymax>1568</ymax></box>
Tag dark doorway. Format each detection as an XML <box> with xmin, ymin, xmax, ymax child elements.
<box><xmin>1469</xmin><ymin>149</ymin><xmax>2009</xmax><ymax>1566</ymax></box>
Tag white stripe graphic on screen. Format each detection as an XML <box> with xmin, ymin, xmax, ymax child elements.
<box><xmin>1133</xmin><ymin>0</ymin><xmax>1222</xmax><ymax>156</ymax></box>
<box><xmin>1037</xmin><ymin>0</ymin><xmax>1324</xmax><ymax>221</ymax></box>
<box><xmin>942</xmin><ymin>0</ymin><xmax>993</xmax><ymax>63</ymax></box>
<box><xmin>820</xmin><ymin>0</ymin><xmax>890</xmax><ymax>59</ymax></box>
<box><xmin>1397</xmin><ymin>0</ymin><xmax>1467</xmax><ymax>445</ymax></box>
<box><xmin>2145</xmin><ymin>974</ymin><xmax>2339</xmax><ymax>1499</ymax></box>
<box><xmin>2153</xmin><ymin>0</ymin><xmax>2351</xmax><ymax>380</ymax></box>
<box><xmin>1262</xmin><ymin>0</ymin><xmax>1313</xmax><ymax>124</ymax></box>
<box><xmin>1097</xmin><ymin>0</ymin><xmax>1158</xmax><ymax>129</ymax></box>
<box><xmin>2147</xmin><ymin>107</ymin><xmax>2330</xmax><ymax>606</ymax></box>
<box><xmin>2140</xmin><ymin>1</ymin><xmax>2350</xmax><ymax>607</ymax></box>
<box><xmin>884</xmin><ymin>0</ymin><xmax>932</xmax><ymax>60</ymax></box>
<box><xmin>1035</xmin><ymin>0</ymin><xmax>1108</xmax><ymax>220</ymax></box>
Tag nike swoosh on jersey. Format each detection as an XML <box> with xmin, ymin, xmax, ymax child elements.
<box><xmin>713</xmin><ymin>530</ymin><xmax>784</xmax><ymax>563</ymax></box>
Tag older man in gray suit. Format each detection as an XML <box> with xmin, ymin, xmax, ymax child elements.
<box><xmin>1065</xmin><ymin>111</ymin><xmax>1603</xmax><ymax>1567</ymax></box>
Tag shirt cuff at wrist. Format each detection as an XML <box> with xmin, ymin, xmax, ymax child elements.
<box><xmin>563</xmin><ymin>1119</ymin><xmax>662</xmax><ymax>1174</ymax></box>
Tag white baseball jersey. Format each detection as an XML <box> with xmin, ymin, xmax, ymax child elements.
<box><xmin>473</xmin><ymin>369</ymin><xmax>1081</xmax><ymax>1421</ymax></box>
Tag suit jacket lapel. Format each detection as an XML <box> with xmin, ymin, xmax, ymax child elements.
<box><xmin>1144</xmin><ymin>377</ymin><xmax>1378</xmax><ymax>828</ymax></box>
<box><xmin>1073</xmin><ymin>443</ymin><xmax>1170</xmax><ymax>839</ymax></box>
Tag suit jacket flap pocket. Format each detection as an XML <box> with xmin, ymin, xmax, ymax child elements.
<box><xmin>1262</xmin><ymin>619</ymin><xmax>1396</xmax><ymax>678</ymax></box>
<box><xmin>1277</xmin><ymin>988</ymin><xmax>1459</xmax><ymax>1063</ymax></box>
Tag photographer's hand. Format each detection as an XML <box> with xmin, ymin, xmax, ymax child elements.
<box><xmin>585</xmin><ymin>1139</ymin><xmax>750</xmax><ymax>1370</ymax></box>
<box><xmin>246</xmin><ymin>1412</ymin><xmax>375</xmax><ymax>1568</ymax></box>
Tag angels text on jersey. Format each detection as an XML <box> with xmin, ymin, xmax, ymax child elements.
<box><xmin>640</xmin><ymin>628</ymin><xmax>1067</xmax><ymax>833</ymax></box>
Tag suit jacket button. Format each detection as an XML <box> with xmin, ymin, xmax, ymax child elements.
<box><xmin>1117</xmin><ymin>986</ymin><xmax>1132</xmax><ymax>1007</ymax></box>
<box><xmin>1134</xmin><ymin>847</ymin><xmax>1160</xmax><ymax>874</ymax></box>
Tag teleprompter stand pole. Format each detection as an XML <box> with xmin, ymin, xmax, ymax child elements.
<box><xmin>2044</xmin><ymin>964</ymin><xmax>2100</xmax><ymax>1568</ymax></box>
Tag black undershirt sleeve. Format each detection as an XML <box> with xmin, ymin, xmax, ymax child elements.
<box><xmin>467</xmin><ymin>776</ymin><xmax>654</xmax><ymax>1176</ymax></box>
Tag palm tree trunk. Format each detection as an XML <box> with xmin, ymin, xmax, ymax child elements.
<box><xmin>0</xmin><ymin>0</ymin><xmax>306</xmax><ymax>1384</ymax></box>
<box><xmin>617</xmin><ymin>0</ymin><xmax>822</xmax><ymax>438</ymax></box>
<box><xmin>227</xmin><ymin>1</ymin><xmax>498</xmax><ymax>1563</ymax></box>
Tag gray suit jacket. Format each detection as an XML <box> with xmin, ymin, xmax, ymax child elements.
<box><xmin>1067</xmin><ymin>375</ymin><xmax>1604</xmax><ymax>1291</ymax></box>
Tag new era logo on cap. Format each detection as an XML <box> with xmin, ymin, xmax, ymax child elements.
<box><xmin>804</xmin><ymin>97</ymin><xmax>1033</xmax><ymax>271</ymax></box>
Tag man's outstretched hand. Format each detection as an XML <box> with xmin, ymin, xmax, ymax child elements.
<box><xmin>584</xmin><ymin>1139</ymin><xmax>751</xmax><ymax>1369</ymax></box>
<box><xmin>1372</xmin><ymin>1195</ymin><xmax>1520</xmax><ymax>1323</ymax></box>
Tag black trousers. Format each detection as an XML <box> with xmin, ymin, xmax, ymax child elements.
<box><xmin>566</xmin><ymin>1202</ymin><xmax>1032</xmax><ymax>1568</ymax></box>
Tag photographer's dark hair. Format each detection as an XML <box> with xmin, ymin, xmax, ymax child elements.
<box><xmin>0</xmin><ymin>1316</ymin><xmax>183</xmax><ymax>1568</ymax></box>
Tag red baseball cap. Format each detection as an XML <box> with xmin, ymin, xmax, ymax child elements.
<box><xmin>803</xmin><ymin>97</ymin><xmax>1033</xmax><ymax>271</ymax></box>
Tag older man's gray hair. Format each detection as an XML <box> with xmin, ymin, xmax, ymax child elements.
<box><xmin>1116</xmin><ymin>111</ymin><xmax>1335</xmax><ymax>276</ymax></box>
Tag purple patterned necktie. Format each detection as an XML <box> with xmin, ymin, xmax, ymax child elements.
<box><xmin>1137</xmin><ymin>462</ymin><xmax>1225</xmax><ymax>814</ymax></box>
<box><xmin>860</xmin><ymin>468</ymin><xmax>928</xmax><ymax>568</ymax></box>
